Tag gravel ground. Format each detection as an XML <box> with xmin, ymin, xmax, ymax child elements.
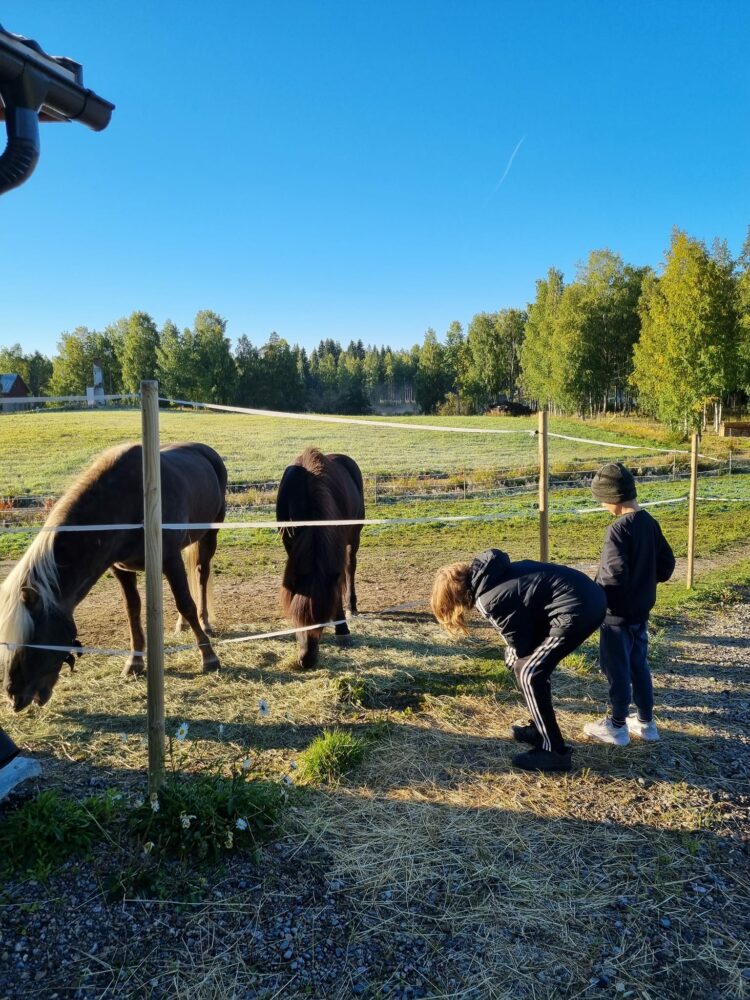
<box><xmin>0</xmin><ymin>600</ymin><xmax>748</xmax><ymax>1000</ymax></box>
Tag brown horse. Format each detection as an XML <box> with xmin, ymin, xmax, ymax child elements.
<box><xmin>277</xmin><ymin>448</ymin><xmax>364</xmax><ymax>668</ymax></box>
<box><xmin>1</xmin><ymin>442</ymin><xmax>226</xmax><ymax>712</ymax></box>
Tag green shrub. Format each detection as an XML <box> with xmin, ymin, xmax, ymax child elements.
<box><xmin>298</xmin><ymin>728</ymin><xmax>367</xmax><ymax>783</ymax></box>
<box><xmin>126</xmin><ymin>772</ymin><xmax>285</xmax><ymax>863</ymax></box>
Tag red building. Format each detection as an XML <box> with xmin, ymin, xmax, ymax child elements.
<box><xmin>0</xmin><ymin>373</ymin><xmax>31</xmax><ymax>411</ymax></box>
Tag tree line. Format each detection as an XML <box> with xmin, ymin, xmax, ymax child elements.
<box><xmin>3</xmin><ymin>227</ymin><xmax>749</xmax><ymax>430</ymax></box>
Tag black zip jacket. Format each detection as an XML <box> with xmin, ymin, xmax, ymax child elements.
<box><xmin>596</xmin><ymin>509</ymin><xmax>675</xmax><ymax>626</ymax></box>
<box><xmin>469</xmin><ymin>549</ymin><xmax>606</xmax><ymax>657</ymax></box>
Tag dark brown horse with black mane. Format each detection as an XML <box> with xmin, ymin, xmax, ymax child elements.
<box><xmin>1</xmin><ymin>442</ymin><xmax>226</xmax><ymax>712</ymax></box>
<box><xmin>277</xmin><ymin>448</ymin><xmax>364</xmax><ymax>668</ymax></box>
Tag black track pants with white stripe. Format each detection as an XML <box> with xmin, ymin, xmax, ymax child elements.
<box><xmin>506</xmin><ymin>629</ymin><xmax>596</xmax><ymax>753</ymax></box>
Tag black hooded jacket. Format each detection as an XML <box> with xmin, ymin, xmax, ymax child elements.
<box><xmin>469</xmin><ymin>549</ymin><xmax>606</xmax><ymax>657</ymax></box>
<box><xmin>596</xmin><ymin>509</ymin><xmax>675</xmax><ymax>626</ymax></box>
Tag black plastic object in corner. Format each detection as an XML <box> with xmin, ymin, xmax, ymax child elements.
<box><xmin>0</xmin><ymin>23</ymin><xmax>114</xmax><ymax>195</ymax></box>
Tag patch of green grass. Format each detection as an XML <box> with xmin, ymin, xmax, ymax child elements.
<box><xmin>654</xmin><ymin>558</ymin><xmax>750</xmax><ymax>620</ymax></box>
<box><xmin>0</xmin><ymin>789</ymin><xmax>121</xmax><ymax>878</ymax></box>
<box><xmin>412</xmin><ymin>656</ymin><xmax>517</xmax><ymax>696</ymax></box>
<box><xmin>298</xmin><ymin>728</ymin><xmax>368</xmax><ymax>783</ymax></box>
<box><xmin>562</xmin><ymin>650</ymin><xmax>598</xmax><ymax>677</ymax></box>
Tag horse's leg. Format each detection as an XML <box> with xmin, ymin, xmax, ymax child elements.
<box><xmin>346</xmin><ymin>528</ymin><xmax>362</xmax><ymax>616</ymax></box>
<box><xmin>175</xmin><ymin>613</ymin><xmax>188</xmax><ymax>633</ymax></box>
<box><xmin>334</xmin><ymin>573</ymin><xmax>352</xmax><ymax>646</ymax></box>
<box><xmin>112</xmin><ymin>567</ymin><xmax>146</xmax><ymax>677</ymax></box>
<box><xmin>198</xmin><ymin>530</ymin><xmax>219</xmax><ymax>635</ymax></box>
<box><xmin>163</xmin><ymin>554</ymin><xmax>220</xmax><ymax>672</ymax></box>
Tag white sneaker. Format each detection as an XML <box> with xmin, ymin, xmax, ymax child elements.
<box><xmin>0</xmin><ymin>756</ymin><xmax>41</xmax><ymax>801</ymax></box>
<box><xmin>583</xmin><ymin>718</ymin><xmax>630</xmax><ymax>746</ymax></box>
<box><xmin>626</xmin><ymin>715</ymin><xmax>660</xmax><ymax>741</ymax></box>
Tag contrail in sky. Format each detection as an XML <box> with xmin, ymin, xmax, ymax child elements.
<box><xmin>485</xmin><ymin>135</ymin><xmax>526</xmax><ymax>203</ymax></box>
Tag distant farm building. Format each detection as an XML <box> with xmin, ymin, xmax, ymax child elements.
<box><xmin>720</xmin><ymin>421</ymin><xmax>750</xmax><ymax>438</ymax></box>
<box><xmin>0</xmin><ymin>373</ymin><xmax>30</xmax><ymax>411</ymax></box>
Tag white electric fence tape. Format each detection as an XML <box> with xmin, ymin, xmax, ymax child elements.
<box><xmin>0</xmin><ymin>618</ymin><xmax>348</xmax><ymax>658</ymax></box>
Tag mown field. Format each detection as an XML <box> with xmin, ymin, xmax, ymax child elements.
<box><xmin>1</xmin><ymin>409</ymin><xmax>749</xmax><ymax>999</ymax></box>
<box><xmin>0</xmin><ymin>406</ymin><xmax>741</xmax><ymax>496</ymax></box>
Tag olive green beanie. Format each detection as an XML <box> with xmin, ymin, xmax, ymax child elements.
<box><xmin>591</xmin><ymin>462</ymin><xmax>637</xmax><ymax>503</ymax></box>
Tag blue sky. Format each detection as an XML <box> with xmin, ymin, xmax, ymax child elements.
<box><xmin>2</xmin><ymin>1</ymin><xmax>749</xmax><ymax>357</ymax></box>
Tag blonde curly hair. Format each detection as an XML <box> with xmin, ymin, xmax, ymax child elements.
<box><xmin>431</xmin><ymin>562</ymin><xmax>474</xmax><ymax>636</ymax></box>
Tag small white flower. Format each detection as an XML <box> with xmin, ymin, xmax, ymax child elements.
<box><xmin>258</xmin><ymin>698</ymin><xmax>270</xmax><ymax>717</ymax></box>
<box><xmin>175</xmin><ymin>722</ymin><xmax>189</xmax><ymax>741</ymax></box>
<box><xmin>241</xmin><ymin>758</ymin><xmax>252</xmax><ymax>771</ymax></box>
<box><xmin>180</xmin><ymin>812</ymin><xmax>196</xmax><ymax>830</ymax></box>
<box><xmin>143</xmin><ymin>841</ymin><xmax>154</xmax><ymax>855</ymax></box>
<box><xmin>149</xmin><ymin>792</ymin><xmax>160</xmax><ymax>813</ymax></box>
<box><xmin>282</xmin><ymin>775</ymin><xmax>293</xmax><ymax>787</ymax></box>
<box><xmin>225</xmin><ymin>830</ymin><xmax>234</xmax><ymax>849</ymax></box>
<box><xmin>235</xmin><ymin>817</ymin><xmax>248</xmax><ymax>831</ymax></box>
<box><xmin>134</xmin><ymin>795</ymin><xmax>145</xmax><ymax>809</ymax></box>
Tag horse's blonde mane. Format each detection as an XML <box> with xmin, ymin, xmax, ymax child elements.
<box><xmin>0</xmin><ymin>446</ymin><xmax>123</xmax><ymax>660</ymax></box>
<box><xmin>0</xmin><ymin>444</ymin><xmax>132</xmax><ymax>654</ymax></box>
<box><xmin>0</xmin><ymin>527</ymin><xmax>60</xmax><ymax>655</ymax></box>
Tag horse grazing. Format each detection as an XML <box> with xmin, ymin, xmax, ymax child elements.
<box><xmin>1</xmin><ymin>442</ymin><xmax>227</xmax><ymax>712</ymax></box>
<box><xmin>277</xmin><ymin>448</ymin><xmax>364</xmax><ymax>668</ymax></box>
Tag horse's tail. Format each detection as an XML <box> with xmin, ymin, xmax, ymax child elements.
<box><xmin>184</xmin><ymin>541</ymin><xmax>214</xmax><ymax>621</ymax></box>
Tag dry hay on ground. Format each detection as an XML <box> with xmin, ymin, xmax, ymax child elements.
<box><xmin>0</xmin><ymin>568</ymin><xmax>749</xmax><ymax>999</ymax></box>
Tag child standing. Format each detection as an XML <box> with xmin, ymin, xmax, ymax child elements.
<box><xmin>432</xmin><ymin>549</ymin><xmax>606</xmax><ymax>772</ymax></box>
<box><xmin>583</xmin><ymin>462</ymin><xmax>675</xmax><ymax>746</ymax></box>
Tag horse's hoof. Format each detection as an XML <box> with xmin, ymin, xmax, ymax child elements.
<box><xmin>346</xmin><ymin>608</ymin><xmax>360</xmax><ymax>619</ymax></box>
<box><xmin>202</xmin><ymin>623</ymin><xmax>215</xmax><ymax>637</ymax></box>
<box><xmin>174</xmin><ymin>620</ymin><xmax>188</xmax><ymax>634</ymax></box>
<box><xmin>122</xmin><ymin>658</ymin><xmax>145</xmax><ymax>678</ymax></box>
<box><xmin>202</xmin><ymin>656</ymin><xmax>221</xmax><ymax>673</ymax></box>
<box><xmin>335</xmin><ymin>633</ymin><xmax>353</xmax><ymax>648</ymax></box>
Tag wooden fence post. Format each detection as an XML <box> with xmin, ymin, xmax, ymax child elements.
<box><xmin>686</xmin><ymin>430</ymin><xmax>700</xmax><ymax>590</ymax></box>
<box><xmin>538</xmin><ymin>409</ymin><xmax>549</xmax><ymax>561</ymax></box>
<box><xmin>141</xmin><ymin>380</ymin><xmax>165</xmax><ymax>793</ymax></box>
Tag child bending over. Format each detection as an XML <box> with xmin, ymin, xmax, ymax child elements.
<box><xmin>432</xmin><ymin>548</ymin><xmax>606</xmax><ymax>772</ymax></box>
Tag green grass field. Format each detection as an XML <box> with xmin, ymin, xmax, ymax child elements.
<box><xmin>0</xmin><ymin>406</ymin><xmax>741</xmax><ymax>495</ymax></box>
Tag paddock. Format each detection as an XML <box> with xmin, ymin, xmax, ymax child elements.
<box><xmin>1</xmin><ymin>397</ymin><xmax>749</xmax><ymax>999</ymax></box>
